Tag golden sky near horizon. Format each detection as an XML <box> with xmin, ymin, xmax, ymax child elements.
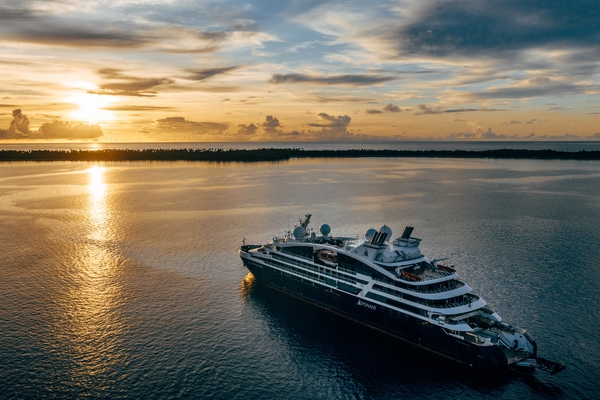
<box><xmin>1</xmin><ymin>0</ymin><xmax>599</xmax><ymax>142</ymax></box>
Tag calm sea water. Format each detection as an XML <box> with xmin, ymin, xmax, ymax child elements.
<box><xmin>1</xmin><ymin>157</ymin><xmax>599</xmax><ymax>399</ymax></box>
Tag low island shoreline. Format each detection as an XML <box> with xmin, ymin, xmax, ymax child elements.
<box><xmin>1</xmin><ymin>148</ymin><xmax>599</xmax><ymax>162</ymax></box>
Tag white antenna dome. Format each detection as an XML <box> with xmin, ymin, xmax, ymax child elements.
<box><xmin>365</xmin><ymin>228</ymin><xmax>377</xmax><ymax>241</ymax></box>
<box><xmin>379</xmin><ymin>225</ymin><xmax>393</xmax><ymax>240</ymax></box>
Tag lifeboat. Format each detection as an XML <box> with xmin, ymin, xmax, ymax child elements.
<box><xmin>401</xmin><ymin>271</ymin><xmax>421</xmax><ymax>281</ymax></box>
<box><xmin>317</xmin><ymin>250</ymin><xmax>338</xmax><ymax>267</ymax></box>
<box><xmin>437</xmin><ymin>264</ymin><xmax>456</xmax><ymax>273</ymax></box>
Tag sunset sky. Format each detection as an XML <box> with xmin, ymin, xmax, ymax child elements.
<box><xmin>1</xmin><ymin>0</ymin><xmax>599</xmax><ymax>142</ymax></box>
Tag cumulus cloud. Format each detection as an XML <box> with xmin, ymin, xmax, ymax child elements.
<box><xmin>523</xmin><ymin>132</ymin><xmax>585</xmax><ymax>140</ymax></box>
<box><xmin>445</xmin><ymin>123</ymin><xmax>516</xmax><ymax>140</ymax></box>
<box><xmin>143</xmin><ymin>116</ymin><xmax>229</xmax><ymax>139</ymax></box>
<box><xmin>240</xmin><ymin>115</ymin><xmax>301</xmax><ymax>139</ymax></box>
<box><xmin>367</xmin><ymin>103</ymin><xmax>407</xmax><ymax>114</ymax></box>
<box><xmin>0</xmin><ymin>109</ymin><xmax>103</xmax><ymax>140</ymax></box>
<box><xmin>308</xmin><ymin>113</ymin><xmax>351</xmax><ymax>128</ymax></box>
<box><xmin>9</xmin><ymin>109</ymin><xmax>30</xmax><ymax>135</ymax></box>
<box><xmin>414</xmin><ymin>104</ymin><xmax>444</xmax><ymax>115</ymax></box>
<box><xmin>37</xmin><ymin>121</ymin><xmax>103</xmax><ymax>139</ymax></box>
<box><xmin>228</xmin><ymin>113</ymin><xmax>364</xmax><ymax>141</ymax></box>
<box><xmin>236</xmin><ymin>123</ymin><xmax>258</xmax><ymax>137</ymax></box>
<box><xmin>383</xmin><ymin>103</ymin><xmax>402</xmax><ymax>113</ymax></box>
<box><xmin>262</xmin><ymin>115</ymin><xmax>282</xmax><ymax>135</ymax></box>
<box><xmin>155</xmin><ymin>117</ymin><xmax>228</xmax><ymax>133</ymax></box>
<box><xmin>305</xmin><ymin>113</ymin><xmax>355</xmax><ymax>139</ymax></box>
<box><xmin>269</xmin><ymin>73</ymin><xmax>395</xmax><ymax>86</ymax></box>
<box><xmin>445</xmin><ymin>122</ymin><xmax>517</xmax><ymax>140</ymax></box>
<box><xmin>504</xmin><ymin>118</ymin><xmax>548</xmax><ymax>125</ymax></box>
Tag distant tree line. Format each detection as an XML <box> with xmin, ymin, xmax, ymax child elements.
<box><xmin>0</xmin><ymin>148</ymin><xmax>599</xmax><ymax>162</ymax></box>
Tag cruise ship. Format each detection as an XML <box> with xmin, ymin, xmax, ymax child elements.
<box><xmin>239</xmin><ymin>214</ymin><xmax>565</xmax><ymax>375</ymax></box>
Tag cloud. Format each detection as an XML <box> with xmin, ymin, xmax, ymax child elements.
<box><xmin>522</xmin><ymin>132</ymin><xmax>595</xmax><ymax>140</ymax></box>
<box><xmin>103</xmin><ymin>106</ymin><xmax>174</xmax><ymax>111</ymax></box>
<box><xmin>88</xmin><ymin>68</ymin><xmax>174</xmax><ymax>97</ymax></box>
<box><xmin>445</xmin><ymin>123</ymin><xmax>516</xmax><ymax>140</ymax></box>
<box><xmin>414</xmin><ymin>104</ymin><xmax>504</xmax><ymax>115</ymax></box>
<box><xmin>145</xmin><ymin>117</ymin><xmax>229</xmax><ymax>139</ymax></box>
<box><xmin>300</xmin><ymin>95</ymin><xmax>376</xmax><ymax>103</ymax></box>
<box><xmin>10</xmin><ymin>109</ymin><xmax>30</xmax><ymax>135</ymax></box>
<box><xmin>229</xmin><ymin>113</ymin><xmax>397</xmax><ymax>141</ymax></box>
<box><xmin>304</xmin><ymin>113</ymin><xmax>357</xmax><ymax>139</ymax></box>
<box><xmin>0</xmin><ymin>5</ymin><xmax>150</xmax><ymax>49</ymax></box>
<box><xmin>0</xmin><ymin>109</ymin><xmax>103</xmax><ymax>140</ymax></box>
<box><xmin>394</xmin><ymin>0</ymin><xmax>600</xmax><ymax>60</ymax></box>
<box><xmin>0</xmin><ymin>3</ymin><xmax>267</xmax><ymax>54</ymax></box>
<box><xmin>308</xmin><ymin>113</ymin><xmax>351</xmax><ymax>128</ymax></box>
<box><xmin>183</xmin><ymin>66</ymin><xmax>241</xmax><ymax>81</ymax></box>
<box><xmin>269</xmin><ymin>73</ymin><xmax>395</xmax><ymax>86</ymax></box>
<box><xmin>366</xmin><ymin>103</ymin><xmax>407</xmax><ymax>114</ymax></box>
<box><xmin>414</xmin><ymin>104</ymin><xmax>444</xmax><ymax>115</ymax></box>
<box><xmin>0</xmin><ymin>109</ymin><xmax>30</xmax><ymax>138</ymax></box>
<box><xmin>383</xmin><ymin>103</ymin><xmax>403</xmax><ymax>113</ymax></box>
<box><xmin>470</xmin><ymin>80</ymin><xmax>595</xmax><ymax>100</ymax></box>
<box><xmin>37</xmin><ymin>121</ymin><xmax>103</xmax><ymax>139</ymax></box>
<box><xmin>262</xmin><ymin>115</ymin><xmax>282</xmax><ymax>135</ymax></box>
<box><xmin>236</xmin><ymin>123</ymin><xmax>258</xmax><ymax>137</ymax></box>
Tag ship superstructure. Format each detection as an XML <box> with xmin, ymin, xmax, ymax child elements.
<box><xmin>239</xmin><ymin>214</ymin><xmax>564</xmax><ymax>375</ymax></box>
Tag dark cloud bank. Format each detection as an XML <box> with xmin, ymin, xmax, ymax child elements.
<box><xmin>269</xmin><ymin>73</ymin><xmax>396</xmax><ymax>87</ymax></box>
<box><xmin>395</xmin><ymin>0</ymin><xmax>600</xmax><ymax>60</ymax></box>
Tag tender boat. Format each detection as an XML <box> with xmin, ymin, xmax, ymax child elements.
<box><xmin>239</xmin><ymin>214</ymin><xmax>565</xmax><ymax>375</ymax></box>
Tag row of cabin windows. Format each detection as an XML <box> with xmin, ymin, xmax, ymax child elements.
<box><xmin>267</xmin><ymin>254</ymin><xmax>357</xmax><ymax>285</ymax></box>
<box><xmin>281</xmin><ymin>247</ymin><xmax>459</xmax><ymax>296</ymax></box>
<box><xmin>281</xmin><ymin>247</ymin><xmax>372</xmax><ymax>276</ymax></box>
<box><xmin>373</xmin><ymin>284</ymin><xmax>477</xmax><ymax>309</ymax></box>
<box><xmin>372</xmin><ymin>270</ymin><xmax>460</xmax><ymax>294</ymax></box>
<box><xmin>366</xmin><ymin>291</ymin><xmax>423</xmax><ymax>315</ymax></box>
<box><xmin>281</xmin><ymin>246</ymin><xmax>314</xmax><ymax>259</ymax></box>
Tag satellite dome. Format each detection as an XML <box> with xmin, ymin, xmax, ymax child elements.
<box><xmin>379</xmin><ymin>225</ymin><xmax>393</xmax><ymax>240</ymax></box>
<box><xmin>365</xmin><ymin>228</ymin><xmax>377</xmax><ymax>241</ymax></box>
<box><xmin>320</xmin><ymin>224</ymin><xmax>331</xmax><ymax>236</ymax></box>
<box><xmin>293</xmin><ymin>226</ymin><xmax>306</xmax><ymax>239</ymax></box>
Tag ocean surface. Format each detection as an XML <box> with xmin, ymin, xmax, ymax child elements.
<box><xmin>1</xmin><ymin>155</ymin><xmax>599</xmax><ymax>399</ymax></box>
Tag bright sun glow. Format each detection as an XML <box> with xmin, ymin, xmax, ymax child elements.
<box><xmin>68</xmin><ymin>93</ymin><xmax>115</xmax><ymax>123</ymax></box>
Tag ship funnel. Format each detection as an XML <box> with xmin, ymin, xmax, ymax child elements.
<box><xmin>370</xmin><ymin>230</ymin><xmax>389</xmax><ymax>246</ymax></box>
<box><xmin>401</xmin><ymin>226</ymin><xmax>414</xmax><ymax>239</ymax></box>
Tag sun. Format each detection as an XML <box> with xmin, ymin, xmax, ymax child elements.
<box><xmin>68</xmin><ymin>93</ymin><xmax>115</xmax><ymax>123</ymax></box>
